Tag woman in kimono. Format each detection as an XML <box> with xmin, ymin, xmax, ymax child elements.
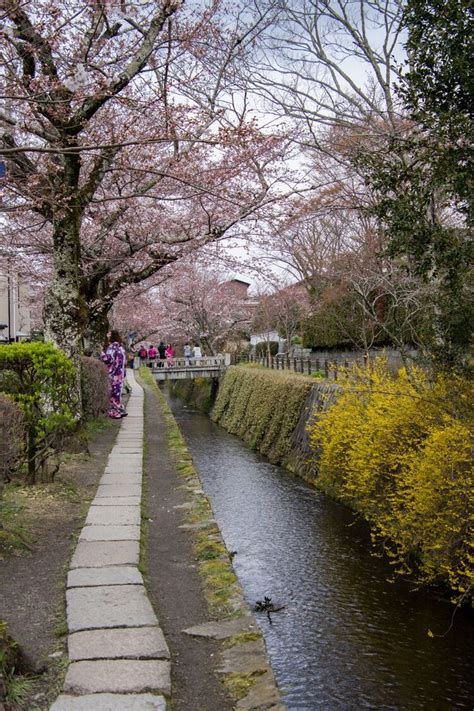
<box><xmin>101</xmin><ymin>330</ymin><xmax>127</xmax><ymax>418</ymax></box>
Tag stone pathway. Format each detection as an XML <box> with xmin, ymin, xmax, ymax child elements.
<box><xmin>50</xmin><ymin>371</ymin><xmax>170</xmax><ymax>711</ymax></box>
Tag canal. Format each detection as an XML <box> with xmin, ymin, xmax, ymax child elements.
<box><xmin>166</xmin><ymin>392</ymin><xmax>474</xmax><ymax>710</ymax></box>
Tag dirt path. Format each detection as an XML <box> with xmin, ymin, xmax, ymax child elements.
<box><xmin>141</xmin><ymin>378</ymin><xmax>234</xmax><ymax>711</ymax></box>
<box><xmin>0</xmin><ymin>419</ymin><xmax>121</xmax><ymax>710</ymax></box>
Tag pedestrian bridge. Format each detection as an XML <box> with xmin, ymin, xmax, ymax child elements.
<box><xmin>151</xmin><ymin>354</ymin><xmax>231</xmax><ymax>381</ymax></box>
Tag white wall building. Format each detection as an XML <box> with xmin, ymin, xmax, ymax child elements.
<box><xmin>0</xmin><ymin>268</ymin><xmax>31</xmax><ymax>342</ymax></box>
<box><xmin>250</xmin><ymin>331</ymin><xmax>286</xmax><ymax>352</ymax></box>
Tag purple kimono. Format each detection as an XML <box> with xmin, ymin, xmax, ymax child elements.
<box><xmin>101</xmin><ymin>341</ymin><xmax>126</xmax><ymax>418</ymax></box>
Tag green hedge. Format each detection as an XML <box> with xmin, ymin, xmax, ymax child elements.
<box><xmin>0</xmin><ymin>342</ymin><xmax>77</xmax><ymax>482</ymax></box>
<box><xmin>211</xmin><ymin>366</ymin><xmax>313</xmax><ymax>465</ymax></box>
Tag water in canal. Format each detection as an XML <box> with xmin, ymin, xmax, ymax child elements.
<box><xmin>166</xmin><ymin>393</ymin><xmax>474</xmax><ymax>710</ymax></box>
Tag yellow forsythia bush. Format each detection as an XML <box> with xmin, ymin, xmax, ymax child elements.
<box><xmin>309</xmin><ymin>361</ymin><xmax>473</xmax><ymax>600</ymax></box>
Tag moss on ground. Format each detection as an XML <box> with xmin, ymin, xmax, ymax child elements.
<box><xmin>222</xmin><ymin>670</ymin><xmax>266</xmax><ymax>699</ymax></box>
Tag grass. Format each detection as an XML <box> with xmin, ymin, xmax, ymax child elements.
<box><xmin>0</xmin><ymin>495</ymin><xmax>35</xmax><ymax>556</ymax></box>
<box><xmin>223</xmin><ymin>632</ymin><xmax>262</xmax><ymax>648</ymax></box>
<box><xmin>4</xmin><ymin>669</ymin><xmax>38</xmax><ymax>707</ymax></box>
<box><xmin>82</xmin><ymin>414</ymin><xmax>115</xmax><ymax>440</ymax></box>
<box><xmin>222</xmin><ymin>670</ymin><xmax>266</xmax><ymax>699</ymax></box>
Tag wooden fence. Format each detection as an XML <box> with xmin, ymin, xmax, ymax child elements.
<box><xmin>242</xmin><ymin>353</ymin><xmax>370</xmax><ymax>381</ymax></box>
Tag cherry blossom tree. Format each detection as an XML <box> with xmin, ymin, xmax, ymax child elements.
<box><xmin>252</xmin><ymin>279</ymin><xmax>310</xmax><ymax>353</ymax></box>
<box><xmin>0</xmin><ymin>0</ymin><xmax>285</xmax><ymax>359</ymax></box>
<box><xmin>158</xmin><ymin>265</ymin><xmax>254</xmax><ymax>355</ymax></box>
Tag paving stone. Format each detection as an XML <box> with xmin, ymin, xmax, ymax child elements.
<box><xmin>184</xmin><ymin>616</ymin><xmax>257</xmax><ymax>639</ymax></box>
<box><xmin>50</xmin><ymin>693</ymin><xmax>167</xmax><ymax>711</ymax></box>
<box><xmin>67</xmin><ymin>585</ymin><xmax>157</xmax><ymax>631</ymax></box>
<box><xmin>108</xmin><ymin>442</ymin><xmax>142</xmax><ymax>448</ymax></box>
<box><xmin>68</xmin><ymin>626</ymin><xmax>169</xmax><ymax>661</ymax></box>
<box><xmin>64</xmin><ymin>659</ymin><xmax>170</xmax><ymax>695</ymax></box>
<box><xmin>217</xmin><ymin>640</ymin><xmax>270</xmax><ymax>675</ymax></box>
<box><xmin>106</xmin><ymin>459</ymin><xmax>142</xmax><ymax>466</ymax></box>
<box><xmin>92</xmin><ymin>496</ymin><xmax>141</xmax><ymax>507</ymax></box>
<box><xmin>95</xmin><ymin>484</ymin><xmax>142</xmax><ymax>498</ymax></box>
<box><xmin>85</xmin><ymin>505</ymin><xmax>140</xmax><ymax>526</ymax></box>
<box><xmin>79</xmin><ymin>525</ymin><xmax>140</xmax><ymax>541</ymax></box>
<box><xmin>67</xmin><ymin>566</ymin><xmax>143</xmax><ymax>588</ymax></box>
<box><xmin>100</xmin><ymin>473</ymin><xmax>142</xmax><ymax>485</ymax></box>
<box><xmin>235</xmin><ymin>673</ymin><xmax>285</xmax><ymax>710</ymax></box>
<box><xmin>70</xmin><ymin>541</ymin><xmax>139</xmax><ymax>569</ymax></box>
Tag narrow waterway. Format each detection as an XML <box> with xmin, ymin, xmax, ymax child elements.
<box><xmin>166</xmin><ymin>393</ymin><xmax>474</xmax><ymax>710</ymax></box>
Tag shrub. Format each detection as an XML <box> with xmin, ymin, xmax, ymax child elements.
<box><xmin>0</xmin><ymin>395</ymin><xmax>25</xmax><ymax>493</ymax></box>
<box><xmin>0</xmin><ymin>343</ymin><xmax>77</xmax><ymax>482</ymax></box>
<box><xmin>81</xmin><ymin>356</ymin><xmax>110</xmax><ymax>419</ymax></box>
<box><xmin>212</xmin><ymin>365</ymin><xmax>313</xmax><ymax>465</ymax></box>
<box><xmin>309</xmin><ymin>361</ymin><xmax>473</xmax><ymax>600</ymax></box>
<box><xmin>255</xmin><ymin>341</ymin><xmax>279</xmax><ymax>358</ymax></box>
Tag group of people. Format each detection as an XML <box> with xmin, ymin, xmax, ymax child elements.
<box><xmin>100</xmin><ymin>332</ymin><xmax>205</xmax><ymax>419</ymax></box>
<box><xmin>137</xmin><ymin>341</ymin><xmax>202</xmax><ymax>367</ymax></box>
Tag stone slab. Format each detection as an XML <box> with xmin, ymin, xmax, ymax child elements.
<box><xmin>105</xmin><ymin>462</ymin><xmax>142</xmax><ymax>472</ymax></box>
<box><xmin>95</xmin><ymin>484</ymin><xmax>142</xmax><ymax>498</ymax></box>
<box><xmin>80</xmin><ymin>525</ymin><xmax>140</xmax><ymax>541</ymax></box>
<box><xmin>67</xmin><ymin>566</ymin><xmax>143</xmax><ymax>588</ymax></box>
<box><xmin>50</xmin><ymin>694</ymin><xmax>166</xmax><ymax>711</ymax></box>
<box><xmin>92</xmin><ymin>496</ymin><xmax>141</xmax><ymax>507</ymax></box>
<box><xmin>64</xmin><ymin>660</ymin><xmax>170</xmax><ymax>695</ymax></box>
<box><xmin>217</xmin><ymin>640</ymin><xmax>270</xmax><ymax>675</ymax></box>
<box><xmin>85</xmin><ymin>505</ymin><xmax>140</xmax><ymax>526</ymax></box>
<box><xmin>67</xmin><ymin>585</ymin><xmax>157</xmax><ymax>631</ymax></box>
<box><xmin>68</xmin><ymin>626</ymin><xmax>169</xmax><ymax>661</ymax></box>
<box><xmin>70</xmin><ymin>541</ymin><xmax>139</xmax><ymax>569</ymax></box>
<box><xmin>100</xmin><ymin>473</ymin><xmax>142</xmax><ymax>485</ymax></box>
<box><xmin>103</xmin><ymin>471</ymin><xmax>142</xmax><ymax>481</ymax></box>
<box><xmin>235</xmin><ymin>673</ymin><xmax>285</xmax><ymax>710</ymax></box>
<box><xmin>184</xmin><ymin>616</ymin><xmax>257</xmax><ymax>639</ymax></box>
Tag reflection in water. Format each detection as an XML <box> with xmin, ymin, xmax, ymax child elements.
<box><xmin>167</xmin><ymin>395</ymin><xmax>474</xmax><ymax>710</ymax></box>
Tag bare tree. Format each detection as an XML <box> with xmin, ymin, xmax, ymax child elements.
<box><xmin>251</xmin><ymin>0</ymin><xmax>405</xmax><ymax>142</ymax></box>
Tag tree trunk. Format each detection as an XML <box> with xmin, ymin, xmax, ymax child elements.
<box><xmin>43</xmin><ymin>215</ymin><xmax>85</xmax><ymax>416</ymax></box>
<box><xmin>83</xmin><ymin>307</ymin><xmax>111</xmax><ymax>356</ymax></box>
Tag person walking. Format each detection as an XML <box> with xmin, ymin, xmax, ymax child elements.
<box><xmin>101</xmin><ymin>329</ymin><xmax>127</xmax><ymax>419</ymax></box>
<box><xmin>147</xmin><ymin>344</ymin><xmax>157</xmax><ymax>367</ymax></box>
<box><xmin>183</xmin><ymin>341</ymin><xmax>192</xmax><ymax>366</ymax></box>
<box><xmin>138</xmin><ymin>343</ymin><xmax>148</xmax><ymax>366</ymax></box>
<box><xmin>165</xmin><ymin>343</ymin><xmax>174</xmax><ymax>366</ymax></box>
<box><xmin>158</xmin><ymin>341</ymin><xmax>166</xmax><ymax>367</ymax></box>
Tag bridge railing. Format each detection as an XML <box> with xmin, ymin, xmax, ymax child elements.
<box><xmin>150</xmin><ymin>354</ymin><xmax>229</xmax><ymax>370</ymax></box>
